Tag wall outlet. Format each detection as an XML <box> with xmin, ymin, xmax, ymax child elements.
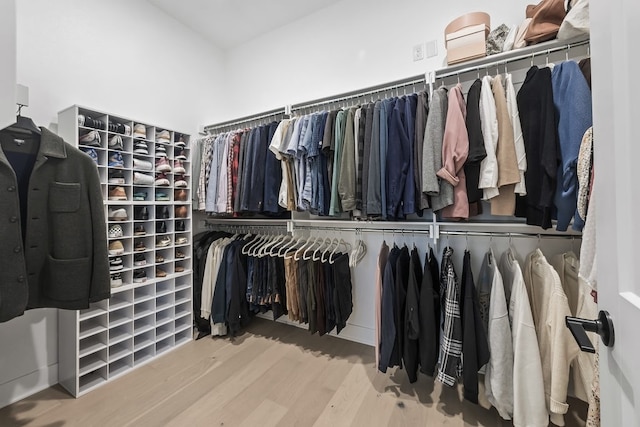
<box><xmin>426</xmin><ymin>40</ymin><xmax>438</xmax><ymax>58</ymax></box>
<box><xmin>413</xmin><ymin>43</ymin><xmax>425</xmax><ymax>62</ymax></box>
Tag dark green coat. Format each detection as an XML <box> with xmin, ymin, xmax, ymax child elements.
<box><xmin>0</xmin><ymin>128</ymin><xmax>109</xmax><ymax>322</ymax></box>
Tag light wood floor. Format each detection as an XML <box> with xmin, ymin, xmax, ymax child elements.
<box><xmin>0</xmin><ymin>318</ymin><xmax>587</xmax><ymax>426</ymax></box>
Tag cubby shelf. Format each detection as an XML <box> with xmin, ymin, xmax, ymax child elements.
<box><xmin>57</xmin><ymin>105</ymin><xmax>193</xmax><ymax>397</ymax></box>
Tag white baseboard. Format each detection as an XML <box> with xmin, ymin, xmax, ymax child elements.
<box><xmin>0</xmin><ymin>364</ymin><xmax>58</xmax><ymax>409</ymax></box>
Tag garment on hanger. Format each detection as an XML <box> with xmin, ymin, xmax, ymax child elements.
<box><xmin>461</xmin><ymin>250</ymin><xmax>490</xmax><ymax>404</ymax></box>
<box><xmin>552</xmin><ymin>60</ymin><xmax>593</xmax><ymax>231</ymax></box>
<box><xmin>404</xmin><ymin>246</ymin><xmax>422</xmax><ymax>383</ymax></box>
<box><xmin>0</xmin><ymin>126</ymin><xmax>110</xmax><ymax>322</ymax></box>
<box><xmin>379</xmin><ymin>244</ymin><xmax>401</xmax><ymax>372</ymax></box>
<box><xmin>436</xmin><ymin>247</ymin><xmax>462</xmax><ymax>386</ymax></box>
<box><xmin>478</xmin><ymin>75</ymin><xmax>500</xmax><ymax>201</ymax></box>
<box><xmin>482</xmin><ymin>248</ymin><xmax>514</xmax><ymax>420</ymax></box>
<box><xmin>464</xmin><ymin>79</ymin><xmax>487</xmax><ymax>209</ymax></box>
<box><xmin>505</xmin><ymin>73</ymin><xmax>527</xmax><ymax>197</ymax></box>
<box><xmin>419</xmin><ymin>247</ymin><xmax>440</xmax><ymax>376</ymax></box>
<box><xmin>375</xmin><ymin>241</ymin><xmax>390</xmax><ymax>370</ymax></box>
<box><xmin>500</xmin><ymin>248</ymin><xmax>547</xmax><ymax>427</ymax></box>
<box><xmin>523</xmin><ymin>249</ymin><xmax>579</xmax><ymax>426</ymax></box>
<box><xmin>516</xmin><ymin>66</ymin><xmax>558</xmax><ymax>229</ymax></box>
<box><xmin>424</xmin><ymin>87</ymin><xmax>452</xmax><ymax>212</ymax></box>
<box><xmin>414</xmin><ymin>91</ymin><xmax>430</xmax><ymax>211</ymax></box>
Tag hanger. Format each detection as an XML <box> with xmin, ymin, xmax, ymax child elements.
<box><xmin>312</xmin><ymin>237</ymin><xmax>331</xmax><ymax>261</ymax></box>
<box><xmin>321</xmin><ymin>238</ymin><xmax>339</xmax><ymax>263</ymax></box>
<box><xmin>294</xmin><ymin>235</ymin><xmax>316</xmax><ymax>261</ymax></box>
<box><xmin>303</xmin><ymin>236</ymin><xmax>322</xmax><ymax>260</ymax></box>
<box><xmin>329</xmin><ymin>239</ymin><xmax>351</xmax><ymax>264</ymax></box>
<box><xmin>3</xmin><ymin>105</ymin><xmax>41</xmax><ymax>135</ymax></box>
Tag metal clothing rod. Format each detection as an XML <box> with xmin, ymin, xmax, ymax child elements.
<box><xmin>292</xmin><ymin>225</ymin><xmax>432</xmax><ymax>236</ymax></box>
<box><xmin>434</xmin><ymin>37</ymin><xmax>590</xmax><ymax>80</ymax></box>
<box><xmin>204</xmin><ymin>107</ymin><xmax>287</xmax><ymax>133</ymax></box>
<box><xmin>439</xmin><ymin>230</ymin><xmax>582</xmax><ymax>239</ymax></box>
<box><xmin>290</xmin><ymin>76</ymin><xmax>427</xmax><ymax>112</ymax></box>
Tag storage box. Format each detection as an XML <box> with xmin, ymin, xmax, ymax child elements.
<box><xmin>446</xmin><ymin>23</ymin><xmax>490</xmax><ymax>65</ymax></box>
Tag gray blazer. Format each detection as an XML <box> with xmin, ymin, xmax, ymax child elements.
<box><xmin>0</xmin><ymin>128</ymin><xmax>109</xmax><ymax>322</ymax></box>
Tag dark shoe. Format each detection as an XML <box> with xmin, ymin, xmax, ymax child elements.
<box><xmin>134</xmin><ymin>225</ymin><xmax>146</xmax><ymax>236</ymax></box>
<box><xmin>156</xmin><ymin>221</ymin><xmax>167</xmax><ymax>234</ymax></box>
<box><xmin>155</xmin><ymin>254</ymin><xmax>164</xmax><ymax>263</ymax></box>
<box><xmin>133</xmin><ymin>269</ymin><xmax>147</xmax><ymax>283</ymax></box>
<box><xmin>175</xmin><ymin>220</ymin><xmax>185</xmax><ymax>232</ymax></box>
<box><xmin>174</xmin><ymin>189</ymin><xmax>188</xmax><ymax>201</ymax></box>
<box><xmin>134</xmin><ymin>241</ymin><xmax>146</xmax><ymax>251</ymax></box>
<box><xmin>134</xmin><ymin>253</ymin><xmax>147</xmax><ymax>266</ymax></box>
<box><xmin>135</xmin><ymin>206</ymin><xmax>149</xmax><ymax>220</ymax></box>
<box><xmin>157</xmin><ymin>206</ymin><xmax>170</xmax><ymax>219</ymax></box>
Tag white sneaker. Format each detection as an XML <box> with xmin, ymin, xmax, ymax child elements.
<box><xmin>110</xmin><ymin>272</ymin><xmax>123</xmax><ymax>288</ymax></box>
<box><xmin>133</xmin><ymin>172</ymin><xmax>154</xmax><ymax>185</ymax></box>
<box><xmin>108</xmin><ymin>208</ymin><xmax>128</xmax><ymax>221</ymax></box>
<box><xmin>156</xmin><ymin>129</ymin><xmax>170</xmax><ymax>143</ymax></box>
<box><xmin>108</xmin><ymin>224</ymin><xmax>123</xmax><ymax>238</ymax></box>
<box><xmin>133</xmin><ymin>158</ymin><xmax>153</xmax><ymax>171</ymax></box>
<box><xmin>133</xmin><ymin>124</ymin><xmax>146</xmax><ymax>139</ymax></box>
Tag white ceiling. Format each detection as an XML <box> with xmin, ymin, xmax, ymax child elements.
<box><xmin>148</xmin><ymin>0</ymin><xmax>341</xmax><ymax>50</ymax></box>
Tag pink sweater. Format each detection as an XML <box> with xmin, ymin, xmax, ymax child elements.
<box><xmin>437</xmin><ymin>84</ymin><xmax>469</xmax><ymax>219</ymax></box>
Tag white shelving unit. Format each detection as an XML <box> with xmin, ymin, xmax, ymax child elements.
<box><xmin>56</xmin><ymin>105</ymin><xmax>193</xmax><ymax>397</ymax></box>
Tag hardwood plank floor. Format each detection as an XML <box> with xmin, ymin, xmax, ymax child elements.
<box><xmin>0</xmin><ymin>318</ymin><xmax>588</xmax><ymax>426</ymax></box>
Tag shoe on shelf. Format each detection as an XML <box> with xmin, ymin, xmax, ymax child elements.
<box><xmin>108</xmin><ymin>207</ymin><xmax>128</xmax><ymax>221</ymax></box>
<box><xmin>175</xmin><ymin>149</ymin><xmax>187</xmax><ymax>160</ymax></box>
<box><xmin>174</xmin><ymin>189</ymin><xmax>188</xmax><ymax>201</ymax></box>
<box><xmin>155</xmin><ymin>254</ymin><xmax>165</xmax><ymax>263</ymax></box>
<box><xmin>156</xmin><ymin>236</ymin><xmax>171</xmax><ymax>247</ymax></box>
<box><xmin>110</xmin><ymin>272</ymin><xmax>123</xmax><ymax>288</ymax></box>
<box><xmin>134</xmin><ymin>225</ymin><xmax>146</xmax><ymax>236</ymax></box>
<box><xmin>155</xmin><ymin>157</ymin><xmax>172</xmax><ymax>173</ymax></box>
<box><xmin>157</xmin><ymin>206</ymin><xmax>170</xmax><ymax>219</ymax></box>
<box><xmin>156</xmin><ymin>129</ymin><xmax>171</xmax><ymax>144</ymax></box>
<box><xmin>155</xmin><ymin>191</ymin><xmax>170</xmax><ymax>201</ymax></box>
<box><xmin>156</xmin><ymin>221</ymin><xmax>167</xmax><ymax>234</ymax></box>
<box><xmin>78</xmin><ymin>114</ymin><xmax>85</xmax><ymax>126</ymax></box>
<box><xmin>155</xmin><ymin>144</ymin><xmax>167</xmax><ymax>158</ymax></box>
<box><xmin>175</xmin><ymin>266</ymin><xmax>185</xmax><ymax>273</ymax></box>
<box><xmin>134</xmin><ymin>206</ymin><xmax>149</xmax><ymax>220</ymax></box>
<box><xmin>175</xmin><ymin>220</ymin><xmax>186</xmax><ymax>232</ymax></box>
<box><xmin>109</xmin><ymin>134</ymin><xmax>124</xmax><ymax>151</ymax></box>
<box><xmin>134</xmin><ymin>240</ymin><xmax>146</xmax><ymax>251</ymax></box>
<box><xmin>155</xmin><ymin>173</ymin><xmax>170</xmax><ymax>187</ymax></box>
<box><xmin>174</xmin><ymin>175</ymin><xmax>188</xmax><ymax>188</ymax></box>
<box><xmin>133</xmin><ymin>269</ymin><xmax>147</xmax><ymax>283</ymax></box>
<box><xmin>124</xmin><ymin>124</ymin><xmax>131</xmax><ymax>136</ymax></box>
<box><xmin>108</xmin><ymin>170</ymin><xmax>125</xmax><ymax>185</ymax></box>
<box><xmin>173</xmin><ymin>160</ymin><xmax>186</xmax><ymax>174</ymax></box>
<box><xmin>133</xmin><ymin>157</ymin><xmax>152</xmax><ymax>171</ymax></box>
<box><xmin>108</xmin><ymin>240</ymin><xmax>125</xmax><ymax>255</ymax></box>
<box><xmin>109</xmin><ymin>257</ymin><xmax>123</xmax><ymax>272</ymax></box>
<box><xmin>79</xmin><ymin>130</ymin><xmax>101</xmax><ymax>147</ymax></box>
<box><xmin>175</xmin><ymin>205</ymin><xmax>188</xmax><ymax>218</ymax></box>
<box><xmin>134</xmin><ymin>253</ymin><xmax>147</xmax><ymax>266</ymax></box>
<box><xmin>133</xmin><ymin>191</ymin><xmax>147</xmax><ymax>201</ymax></box>
<box><xmin>134</xmin><ymin>141</ymin><xmax>148</xmax><ymax>155</ymax></box>
<box><xmin>175</xmin><ymin>135</ymin><xmax>186</xmax><ymax>148</ymax></box>
<box><xmin>81</xmin><ymin>148</ymin><xmax>99</xmax><ymax>164</ymax></box>
<box><xmin>108</xmin><ymin>186</ymin><xmax>127</xmax><ymax>201</ymax></box>
<box><xmin>156</xmin><ymin>268</ymin><xmax>167</xmax><ymax>278</ymax></box>
<box><xmin>133</xmin><ymin>172</ymin><xmax>154</xmax><ymax>186</ymax></box>
<box><xmin>133</xmin><ymin>124</ymin><xmax>146</xmax><ymax>139</ymax></box>
<box><xmin>175</xmin><ymin>237</ymin><xmax>188</xmax><ymax>245</ymax></box>
<box><xmin>108</xmin><ymin>152</ymin><xmax>125</xmax><ymax>168</ymax></box>
<box><xmin>175</xmin><ymin>250</ymin><xmax>186</xmax><ymax>259</ymax></box>
<box><xmin>108</xmin><ymin>224</ymin><xmax>124</xmax><ymax>238</ymax></box>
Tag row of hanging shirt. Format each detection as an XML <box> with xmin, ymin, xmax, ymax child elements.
<box><xmin>194</xmin><ymin>230</ymin><xmax>359</xmax><ymax>338</ymax></box>
<box><xmin>374</xmin><ymin>241</ymin><xmax>597</xmax><ymax>427</ymax></box>
<box><xmin>194</xmin><ymin>58</ymin><xmax>592</xmax><ymax>231</ymax></box>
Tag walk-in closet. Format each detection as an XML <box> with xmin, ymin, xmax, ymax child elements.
<box><xmin>0</xmin><ymin>0</ymin><xmax>637</xmax><ymax>426</ymax></box>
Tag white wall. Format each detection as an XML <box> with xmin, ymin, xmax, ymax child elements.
<box><xmin>0</xmin><ymin>0</ymin><xmax>226</xmax><ymax>409</ymax></box>
<box><xmin>220</xmin><ymin>0</ymin><xmax>530</xmax><ymax>121</ymax></box>
<box><xmin>0</xmin><ymin>0</ymin><xmax>16</xmax><ymax>129</ymax></box>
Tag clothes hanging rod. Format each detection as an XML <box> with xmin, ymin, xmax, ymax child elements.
<box><xmin>290</xmin><ymin>76</ymin><xmax>427</xmax><ymax>112</ymax></box>
<box><xmin>438</xmin><ymin>230</ymin><xmax>582</xmax><ymax>239</ymax></box>
<box><xmin>204</xmin><ymin>107</ymin><xmax>287</xmax><ymax>133</ymax></box>
<box><xmin>292</xmin><ymin>224</ymin><xmax>432</xmax><ymax>236</ymax></box>
<box><xmin>434</xmin><ymin>37</ymin><xmax>590</xmax><ymax>80</ymax></box>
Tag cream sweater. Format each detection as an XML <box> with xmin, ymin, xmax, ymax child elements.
<box><xmin>524</xmin><ymin>249</ymin><xmax>580</xmax><ymax>427</ymax></box>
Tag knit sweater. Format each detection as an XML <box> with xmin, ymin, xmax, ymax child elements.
<box><xmin>552</xmin><ymin>60</ymin><xmax>593</xmax><ymax>231</ymax></box>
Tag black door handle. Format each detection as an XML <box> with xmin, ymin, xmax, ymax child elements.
<box><xmin>565</xmin><ymin>310</ymin><xmax>615</xmax><ymax>353</ymax></box>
